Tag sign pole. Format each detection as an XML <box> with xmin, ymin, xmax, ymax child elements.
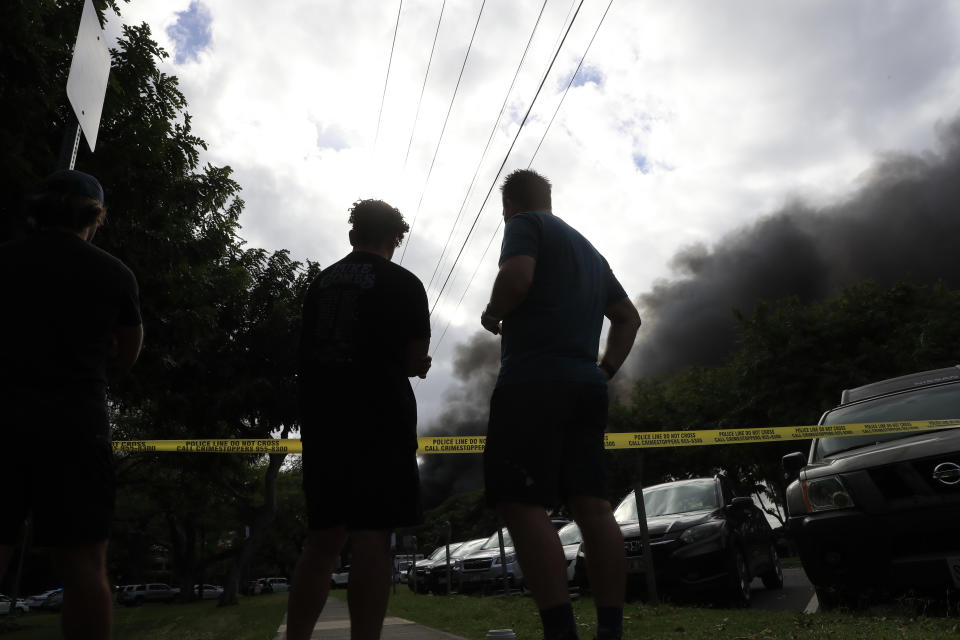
<box><xmin>497</xmin><ymin>526</ymin><xmax>510</xmax><ymax>597</ymax></box>
<box><xmin>56</xmin><ymin>115</ymin><xmax>82</xmax><ymax>171</ymax></box>
<box><xmin>444</xmin><ymin>521</ymin><xmax>452</xmax><ymax>595</ymax></box>
<box><xmin>633</xmin><ymin>453</ymin><xmax>659</xmax><ymax>604</ymax></box>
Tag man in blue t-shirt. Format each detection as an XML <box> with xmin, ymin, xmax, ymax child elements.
<box><xmin>480</xmin><ymin>169</ymin><xmax>641</xmax><ymax>640</ymax></box>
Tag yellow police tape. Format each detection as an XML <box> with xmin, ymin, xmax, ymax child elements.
<box><xmin>112</xmin><ymin>419</ymin><xmax>960</xmax><ymax>455</ymax></box>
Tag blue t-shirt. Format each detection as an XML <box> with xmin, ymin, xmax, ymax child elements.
<box><xmin>496</xmin><ymin>211</ymin><xmax>628</xmax><ymax>387</ymax></box>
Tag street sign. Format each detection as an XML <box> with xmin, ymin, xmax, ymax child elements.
<box><xmin>65</xmin><ymin>0</ymin><xmax>111</xmax><ymax>152</ymax></box>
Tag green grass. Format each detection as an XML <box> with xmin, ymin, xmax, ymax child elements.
<box><xmin>0</xmin><ymin>592</ymin><xmax>288</xmax><ymax>640</ymax></box>
<box><xmin>3</xmin><ymin>587</ymin><xmax>957</xmax><ymax>640</ymax></box>
<box><xmin>333</xmin><ymin>588</ymin><xmax>960</xmax><ymax>640</ymax></box>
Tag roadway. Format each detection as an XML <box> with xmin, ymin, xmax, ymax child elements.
<box><xmin>749</xmin><ymin>567</ymin><xmax>816</xmax><ymax>613</ymax></box>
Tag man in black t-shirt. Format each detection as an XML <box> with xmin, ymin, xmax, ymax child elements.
<box><xmin>0</xmin><ymin>170</ymin><xmax>143</xmax><ymax>640</ymax></box>
<box><xmin>287</xmin><ymin>199</ymin><xmax>431</xmax><ymax>640</ymax></box>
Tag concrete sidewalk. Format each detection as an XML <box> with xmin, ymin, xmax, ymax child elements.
<box><xmin>273</xmin><ymin>595</ymin><xmax>471</xmax><ymax>639</ymax></box>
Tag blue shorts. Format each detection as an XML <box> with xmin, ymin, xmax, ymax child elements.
<box><xmin>484</xmin><ymin>382</ymin><xmax>609</xmax><ymax>509</ymax></box>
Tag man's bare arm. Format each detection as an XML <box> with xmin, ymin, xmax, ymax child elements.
<box><xmin>598</xmin><ymin>297</ymin><xmax>641</xmax><ymax>379</ymax></box>
<box><xmin>481</xmin><ymin>255</ymin><xmax>536</xmax><ymax>335</ymax></box>
<box><xmin>109</xmin><ymin>324</ymin><xmax>143</xmax><ymax>375</ymax></box>
<box><xmin>406</xmin><ymin>337</ymin><xmax>432</xmax><ymax>379</ymax></box>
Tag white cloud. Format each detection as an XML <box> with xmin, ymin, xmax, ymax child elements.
<box><xmin>109</xmin><ymin>0</ymin><xmax>960</xmax><ymax>427</ymax></box>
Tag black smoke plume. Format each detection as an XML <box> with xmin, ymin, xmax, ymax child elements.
<box><xmin>422</xmin><ymin>115</ymin><xmax>960</xmax><ymax>506</ymax></box>
<box><xmin>419</xmin><ymin>331</ymin><xmax>499</xmax><ymax>508</ymax></box>
<box><xmin>629</xmin><ymin>115</ymin><xmax>960</xmax><ymax>379</ymax></box>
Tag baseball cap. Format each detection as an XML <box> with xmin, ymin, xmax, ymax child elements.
<box><xmin>40</xmin><ymin>170</ymin><xmax>105</xmax><ymax>205</ymax></box>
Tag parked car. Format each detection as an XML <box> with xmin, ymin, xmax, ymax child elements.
<box><xmin>576</xmin><ymin>475</ymin><xmax>782</xmax><ymax>606</ymax></box>
<box><xmin>24</xmin><ymin>589</ymin><xmax>59</xmax><ymax>609</ymax></box>
<box><xmin>455</xmin><ymin>528</ymin><xmax>525</xmax><ymax>593</ymax></box>
<box><xmin>427</xmin><ymin>538</ymin><xmax>487</xmax><ymax>594</ymax></box>
<box><xmin>242</xmin><ymin>580</ymin><xmax>263</xmax><ymax>595</ymax></box>
<box><xmin>783</xmin><ymin>366</ymin><xmax>960</xmax><ymax>608</ymax></box>
<box><xmin>261</xmin><ymin>577</ymin><xmax>289</xmax><ymax>593</ymax></box>
<box><xmin>40</xmin><ymin>590</ymin><xmax>63</xmax><ymax>611</ymax></box>
<box><xmin>408</xmin><ymin>542</ymin><xmax>465</xmax><ymax>593</ymax></box>
<box><xmin>394</xmin><ymin>561</ymin><xmax>412</xmax><ymax>584</ymax></box>
<box><xmin>0</xmin><ymin>594</ymin><xmax>29</xmax><ymax>615</ymax></box>
<box><xmin>330</xmin><ymin>566</ymin><xmax>350</xmax><ymax>589</ymax></box>
<box><xmin>558</xmin><ymin>522</ymin><xmax>582</xmax><ymax>584</ymax></box>
<box><xmin>116</xmin><ymin>583</ymin><xmax>177</xmax><ymax>605</ymax></box>
<box><xmin>194</xmin><ymin>584</ymin><xmax>224</xmax><ymax>600</ymax></box>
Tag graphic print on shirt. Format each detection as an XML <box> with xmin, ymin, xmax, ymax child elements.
<box><xmin>312</xmin><ymin>262</ymin><xmax>376</xmax><ymax>366</ymax></box>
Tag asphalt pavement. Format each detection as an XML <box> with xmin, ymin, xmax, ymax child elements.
<box><xmin>749</xmin><ymin>567</ymin><xmax>816</xmax><ymax>613</ymax></box>
<box><xmin>272</xmin><ymin>596</ymin><xmax>470</xmax><ymax>640</ymax></box>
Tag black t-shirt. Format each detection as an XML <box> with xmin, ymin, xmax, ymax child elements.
<box><xmin>0</xmin><ymin>231</ymin><xmax>141</xmax><ymax>437</ymax></box>
<box><xmin>298</xmin><ymin>251</ymin><xmax>430</xmax><ymax>449</ymax></box>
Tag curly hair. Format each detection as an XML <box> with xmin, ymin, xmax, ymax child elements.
<box><xmin>500</xmin><ymin>168</ymin><xmax>552</xmax><ymax>211</ymax></box>
<box><xmin>348</xmin><ymin>199</ymin><xmax>409</xmax><ymax>248</ymax></box>
<box><xmin>25</xmin><ymin>192</ymin><xmax>107</xmax><ymax>232</ymax></box>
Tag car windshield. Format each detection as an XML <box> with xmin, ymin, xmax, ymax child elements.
<box><xmin>557</xmin><ymin>523</ymin><xmax>581</xmax><ymax>546</ymax></box>
<box><xmin>428</xmin><ymin>545</ymin><xmax>450</xmax><ymax>561</ymax></box>
<box><xmin>481</xmin><ymin>528</ymin><xmax>513</xmax><ymax>549</ymax></box>
<box><xmin>817</xmin><ymin>383</ymin><xmax>960</xmax><ymax>458</ymax></box>
<box><xmin>614</xmin><ymin>480</ymin><xmax>719</xmax><ymax>522</ymax></box>
<box><xmin>453</xmin><ymin>539</ymin><xmax>485</xmax><ymax>557</ymax></box>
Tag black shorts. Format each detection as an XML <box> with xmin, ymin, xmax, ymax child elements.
<box><xmin>484</xmin><ymin>382</ymin><xmax>609</xmax><ymax>509</ymax></box>
<box><xmin>0</xmin><ymin>436</ymin><xmax>115</xmax><ymax>547</ymax></box>
<box><xmin>301</xmin><ymin>435</ymin><xmax>422</xmax><ymax>531</ymax></box>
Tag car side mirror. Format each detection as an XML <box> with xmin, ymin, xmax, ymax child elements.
<box><xmin>782</xmin><ymin>451</ymin><xmax>807</xmax><ymax>480</ymax></box>
<box><xmin>730</xmin><ymin>496</ymin><xmax>753</xmax><ymax>510</ymax></box>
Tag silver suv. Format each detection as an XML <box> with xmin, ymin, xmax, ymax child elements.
<box><xmin>783</xmin><ymin>366</ymin><xmax>960</xmax><ymax>607</ymax></box>
<box><xmin>455</xmin><ymin>528</ymin><xmax>521</xmax><ymax>592</ymax></box>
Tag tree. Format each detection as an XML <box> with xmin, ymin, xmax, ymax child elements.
<box><xmin>406</xmin><ymin>490</ymin><xmax>502</xmax><ymax>554</ymax></box>
<box><xmin>1</xmin><ymin>1</ymin><xmax>317</xmax><ymax>601</ymax></box>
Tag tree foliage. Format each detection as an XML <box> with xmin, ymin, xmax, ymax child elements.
<box><xmin>1</xmin><ymin>1</ymin><xmax>318</xmax><ymax>599</ymax></box>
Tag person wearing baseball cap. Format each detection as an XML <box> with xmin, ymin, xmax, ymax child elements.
<box><xmin>0</xmin><ymin>170</ymin><xmax>143</xmax><ymax>640</ymax></box>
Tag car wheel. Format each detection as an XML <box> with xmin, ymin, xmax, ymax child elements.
<box><xmin>727</xmin><ymin>550</ymin><xmax>751</xmax><ymax>607</ymax></box>
<box><xmin>760</xmin><ymin>544</ymin><xmax>784</xmax><ymax>590</ymax></box>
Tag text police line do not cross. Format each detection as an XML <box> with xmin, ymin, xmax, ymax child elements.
<box><xmin>110</xmin><ymin>420</ymin><xmax>960</xmax><ymax>454</ymax></box>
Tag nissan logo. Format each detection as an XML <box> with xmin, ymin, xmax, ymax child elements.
<box><xmin>932</xmin><ymin>462</ymin><xmax>960</xmax><ymax>486</ymax></box>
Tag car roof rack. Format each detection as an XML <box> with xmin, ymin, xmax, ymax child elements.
<box><xmin>840</xmin><ymin>365</ymin><xmax>960</xmax><ymax>405</ymax></box>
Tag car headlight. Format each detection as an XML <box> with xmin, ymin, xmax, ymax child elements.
<box><xmin>492</xmin><ymin>554</ymin><xmax>516</xmax><ymax>566</ymax></box>
<box><xmin>679</xmin><ymin>520</ymin><xmax>724</xmax><ymax>544</ymax></box>
<box><xmin>802</xmin><ymin>475</ymin><xmax>855</xmax><ymax>512</ymax></box>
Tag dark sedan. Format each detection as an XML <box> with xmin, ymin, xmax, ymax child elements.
<box><xmin>576</xmin><ymin>475</ymin><xmax>782</xmax><ymax>606</ymax></box>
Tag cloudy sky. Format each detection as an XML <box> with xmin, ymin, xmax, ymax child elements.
<box><xmin>101</xmin><ymin>1</ymin><xmax>960</xmax><ymax>429</ymax></box>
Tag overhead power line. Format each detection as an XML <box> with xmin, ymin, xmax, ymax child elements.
<box><xmin>531</xmin><ymin>0</ymin><xmax>614</xmax><ymax>160</ymax></box>
<box><xmin>374</xmin><ymin>0</ymin><xmax>404</xmax><ymax>148</ymax></box>
<box><xmin>400</xmin><ymin>0</ymin><xmax>488</xmax><ymax>264</ymax></box>
<box><xmin>424</xmin><ymin>0</ymin><xmax>550</xmax><ymax>296</ymax></box>
<box><xmin>403</xmin><ymin>0</ymin><xmax>448</xmax><ymax>169</ymax></box>
<box><xmin>428</xmin><ymin>0</ymin><xmax>587</xmax><ymax>316</ymax></box>
<box><xmin>428</xmin><ymin>0</ymin><xmax>617</xmax><ymax>359</ymax></box>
